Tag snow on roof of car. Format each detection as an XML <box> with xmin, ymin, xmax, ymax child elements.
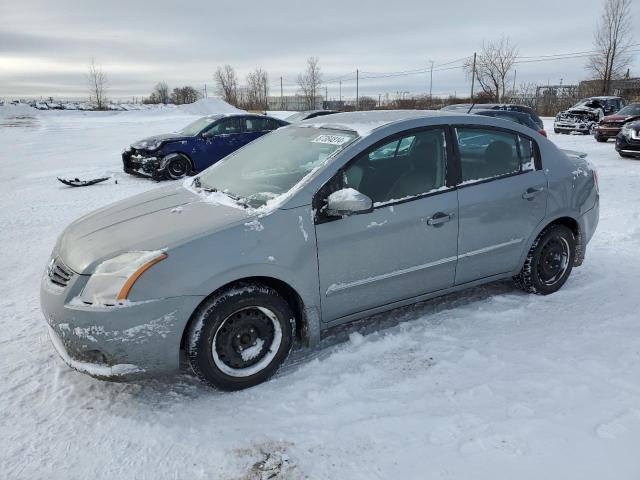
<box><xmin>296</xmin><ymin>110</ymin><xmax>455</xmax><ymax>137</ymax></box>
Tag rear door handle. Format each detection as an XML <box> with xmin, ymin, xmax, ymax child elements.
<box><xmin>522</xmin><ymin>187</ymin><xmax>545</xmax><ymax>200</ymax></box>
<box><xmin>427</xmin><ymin>212</ymin><xmax>454</xmax><ymax>226</ymax></box>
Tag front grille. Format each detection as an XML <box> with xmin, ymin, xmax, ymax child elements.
<box><xmin>47</xmin><ymin>257</ymin><xmax>74</xmax><ymax>287</ymax></box>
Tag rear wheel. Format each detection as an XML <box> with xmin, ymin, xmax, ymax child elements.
<box><xmin>165</xmin><ymin>155</ymin><xmax>191</xmax><ymax>180</ymax></box>
<box><xmin>187</xmin><ymin>283</ymin><xmax>295</xmax><ymax>390</ymax></box>
<box><xmin>595</xmin><ymin>134</ymin><xmax>608</xmax><ymax>142</ymax></box>
<box><xmin>514</xmin><ymin>224</ymin><xmax>576</xmax><ymax>295</ymax></box>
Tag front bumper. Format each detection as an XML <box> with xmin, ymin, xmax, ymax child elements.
<box><xmin>616</xmin><ymin>136</ymin><xmax>640</xmax><ymax>157</ymax></box>
<box><xmin>554</xmin><ymin>121</ymin><xmax>595</xmax><ymax>134</ymax></box>
<box><xmin>41</xmin><ymin>263</ymin><xmax>204</xmax><ymax>379</ymax></box>
<box><xmin>595</xmin><ymin>126</ymin><xmax>622</xmax><ymax>138</ymax></box>
<box><xmin>122</xmin><ymin>150</ymin><xmax>166</xmax><ymax>180</ymax></box>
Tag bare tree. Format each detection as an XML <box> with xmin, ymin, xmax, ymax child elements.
<box><xmin>297</xmin><ymin>57</ymin><xmax>322</xmax><ymax>110</ymax></box>
<box><xmin>215</xmin><ymin>65</ymin><xmax>239</xmax><ymax>106</ymax></box>
<box><xmin>87</xmin><ymin>58</ymin><xmax>108</xmax><ymax>110</ymax></box>
<box><xmin>149</xmin><ymin>82</ymin><xmax>170</xmax><ymax>104</ymax></box>
<box><xmin>464</xmin><ymin>36</ymin><xmax>518</xmax><ymax>102</ymax></box>
<box><xmin>587</xmin><ymin>0</ymin><xmax>634</xmax><ymax>95</ymax></box>
<box><xmin>244</xmin><ymin>68</ymin><xmax>269</xmax><ymax>109</ymax></box>
<box><xmin>171</xmin><ymin>86</ymin><xmax>201</xmax><ymax>105</ymax></box>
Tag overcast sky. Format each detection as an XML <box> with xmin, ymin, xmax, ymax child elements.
<box><xmin>1</xmin><ymin>0</ymin><xmax>639</xmax><ymax>101</ymax></box>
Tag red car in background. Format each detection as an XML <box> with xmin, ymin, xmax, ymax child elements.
<box><xmin>594</xmin><ymin>103</ymin><xmax>640</xmax><ymax>142</ymax></box>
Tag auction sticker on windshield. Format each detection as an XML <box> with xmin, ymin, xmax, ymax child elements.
<box><xmin>311</xmin><ymin>134</ymin><xmax>353</xmax><ymax>145</ymax></box>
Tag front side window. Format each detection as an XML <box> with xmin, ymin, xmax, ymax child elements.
<box><xmin>207</xmin><ymin>117</ymin><xmax>242</xmax><ymax>136</ymax></box>
<box><xmin>343</xmin><ymin>129</ymin><xmax>447</xmax><ymax>204</ymax></box>
<box><xmin>178</xmin><ymin>116</ymin><xmax>220</xmax><ymax>136</ymax></box>
<box><xmin>455</xmin><ymin>127</ymin><xmax>536</xmax><ymax>183</ymax></box>
<box><xmin>197</xmin><ymin>127</ymin><xmax>356</xmax><ymax>207</ymax></box>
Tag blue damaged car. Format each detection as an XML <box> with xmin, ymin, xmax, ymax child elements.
<box><xmin>122</xmin><ymin>113</ymin><xmax>288</xmax><ymax>180</ymax></box>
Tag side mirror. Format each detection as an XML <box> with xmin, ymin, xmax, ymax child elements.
<box><xmin>325</xmin><ymin>188</ymin><xmax>373</xmax><ymax>217</ymax></box>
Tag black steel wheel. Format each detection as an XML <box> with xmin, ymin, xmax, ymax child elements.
<box><xmin>187</xmin><ymin>283</ymin><xmax>295</xmax><ymax>390</ymax></box>
<box><xmin>514</xmin><ymin>224</ymin><xmax>576</xmax><ymax>295</ymax></box>
<box><xmin>165</xmin><ymin>155</ymin><xmax>191</xmax><ymax>180</ymax></box>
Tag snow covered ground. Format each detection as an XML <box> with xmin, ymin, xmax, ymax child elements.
<box><xmin>1</xmin><ymin>108</ymin><xmax>639</xmax><ymax>479</ymax></box>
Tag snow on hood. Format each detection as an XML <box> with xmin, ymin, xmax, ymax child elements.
<box><xmin>131</xmin><ymin>133</ymin><xmax>185</xmax><ymax>149</ymax></box>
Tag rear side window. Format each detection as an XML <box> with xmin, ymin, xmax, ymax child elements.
<box><xmin>455</xmin><ymin>128</ymin><xmax>536</xmax><ymax>183</ymax></box>
<box><xmin>245</xmin><ymin>117</ymin><xmax>271</xmax><ymax>132</ymax></box>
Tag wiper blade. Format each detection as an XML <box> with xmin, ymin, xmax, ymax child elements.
<box><xmin>193</xmin><ymin>177</ymin><xmax>218</xmax><ymax>193</ymax></box>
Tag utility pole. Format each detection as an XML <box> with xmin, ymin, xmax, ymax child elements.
<box><xmin>512</xmin><ymin>69</ymin><xmax>517</xmax><ymax>95</ymax></box>
<box><xmin>264</xmin><ymin>81</ymin><xmax>268</xmax><ymax>110</ymax></box>
<box><xmin>378</xmin><ymin>93</ymin><xmax>381</xmax><ymax>107</ymax></box>
<box><xmin>325</xmin><ymin>86</ymin><xmax>328</xmax><ymax>107</ymax></box>
<box><xmin>280</xmin><ymin>76</ymin><xmax>283</xmax><ymax>110</ymax></box>
<box><xmin>429</xmin><ymin>60</ymin><xmax>434</xmax><ymax>100</ymax></box>
<box><xmin>356</xmin><ymin>69</ymin><xmax>359</xmax><ymax>110</ymax></box>
<box><xmin>470</xmin><ymin>52</ymin><xmax>477</xmax><ymax>101</ymax></box>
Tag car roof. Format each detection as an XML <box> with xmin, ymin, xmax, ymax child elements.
<box><xmin>296</xmin><ymin>109</ymin><xmax>460</xmax><ymax>136</ymax></box>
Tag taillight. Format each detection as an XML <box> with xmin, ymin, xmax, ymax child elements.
<box><xmin>538</xmin><ymin>129</ymin><xmax>547</xmax><ymax>137</ymax></box>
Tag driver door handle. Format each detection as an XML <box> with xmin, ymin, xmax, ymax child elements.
<box><xmin>427</xmin><ymin>212</ymin><xmax>454</xmax><ymax>226</ymax></box>
<box><xmin>522</xmin><ymin>186</ymin><xmax>545</xmax><ymax>200</ymax></box>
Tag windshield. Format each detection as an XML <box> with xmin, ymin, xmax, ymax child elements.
<box><xmin>177</xmin><ymin>116</ymin><xmax>220</xmax><ymax>136</ymax></box>
<box><xmin>617</xmin><ymin>105</ymin><xmax>640</xmax><ymax>116</ymax></box>
<box><xmin>196</xmin><ymin>126</ymin><xmax>357</xmax><ymax>208</ymax></box>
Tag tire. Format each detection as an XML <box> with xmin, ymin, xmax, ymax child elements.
<box><xmin>595</xmin><ymin>134</ymin><xmax>608</xmax><ymax>143</ymax></box>
<box><xmin>187</xmin><ymin>283</ymin><xmax>295</xmax><ymax>390</ymax></box>
<box><xmin>165</xmin><ymin>155</ymin><xmax>191</xmax><ymax>180</ymax></box>
<box><xmin>554</xmin><ymin>129</ymin><xmax>561</xmax><ymax>134</ymax></box>
<box><xmin>514</xmin><ymin>224</ymin><xmax>576</xmax><ymax>295</ymax></box>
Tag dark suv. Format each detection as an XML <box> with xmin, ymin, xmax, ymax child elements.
<box><xmin>123</xmin><ymin>114</ymin><xmax>288</xmax><ymax>180</ymax></box>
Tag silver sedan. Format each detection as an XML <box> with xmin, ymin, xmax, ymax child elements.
<box><xmin>41</xmin><ymin>110</ymin><xmax>599</xmax><ymax>390</ymax></box>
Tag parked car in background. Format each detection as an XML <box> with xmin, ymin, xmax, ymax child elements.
<box><xmin>286</xmin><ymin>110</ymin><xmax>339</xmax><ymax>122</ymax></box>
<box><xmin>123</xmin><ymin>113</ymin><xmax>288</xmax><ymax>180</ymax></box>
<box><xmin>474</xmin><ymin>110</ymin><xmax>547</xmax><ymax>137</ymax></box>
<box><xmin>594</xmin><ymin>103</ymin><xmax>640</xmax><ymax>142</ymax></box>
<box><xmin>554</xmin><ymin>96</ymin><xmax>625</xmax><ymax>135</ymax></box>
<box><xmin>615</xmin><ymin>121</ymin><xmax>640</xmax><ymax>158</ymax></box>
<box><xmin>441</xmin><ymin>104</ymin><xmax>544</xmax><ymax>130</ymax></box>
<box><xmin>43</xmin><ymin>111</ymin><xmax>599</xmax><ymax>390</ymax></box>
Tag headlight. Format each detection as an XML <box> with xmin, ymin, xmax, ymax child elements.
<box><xmin>146</xmin><ymin>142</ymin><xmax>162</xmax><ymax>151</ymax></box>
<box><xmin>79</xmin><ymin>251</ymin><xmax>167</xmax><ymax>305</ymax></box>
<box><xmin>621</xmin><ymin>125</ymin><xmax>631</xmax><ymax>137</ymax></box>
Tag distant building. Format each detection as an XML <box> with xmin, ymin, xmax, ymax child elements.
<box><xmin>578</xmin><ymin>78</ymin><xmax>640</xmax><ymax>99</ymax></box>
<box><xmin>268</xmin><ymin>95</ymin><xmax>323</xmax><ymax>111</ymax></box>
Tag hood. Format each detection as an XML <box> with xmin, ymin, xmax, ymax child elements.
<box><xmin>601</xmin><ymin>114</ymin><xmax>627</xmax><ymax>123</ymax></box>
<box><xmin>57</xmin><ymin>184</ymin><xmax>252</xmax><ymax>274</ymax></box>
<box><xmin>131</xmin><ymin>133</ymin><xmax>186</xmax><ymax>150</ymax></box>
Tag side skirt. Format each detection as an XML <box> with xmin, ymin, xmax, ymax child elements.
<box><xmin>322</xmin><ymin>271</ymin><xmax>515</xmax><ymax>330</ymax></box>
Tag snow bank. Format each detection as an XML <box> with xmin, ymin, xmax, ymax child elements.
<box><xmin>176</xmin><ymin>97</ymin><xmax>244</xmax><ymax>115</ymax></box>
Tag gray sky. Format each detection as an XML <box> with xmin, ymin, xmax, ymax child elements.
<box><xmin>1</xmin><ymin>0</ymin><xmax>639</xmax><ymax>101</ymax></box>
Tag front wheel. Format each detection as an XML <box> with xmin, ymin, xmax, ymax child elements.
<box><xmin>165</xmin><ymin>155</ymin><xmax>191</xmax><ymax>180</ymax></box>
<box><xmin>187</xmin><ymin>283</ymin><xmax>295</xmax><ymax>390</ymax></box>
<box><xmin>514</xmin><ymin>224</ymin><xmax>576</xmax><ymax>295</ymax></box>
<box><xmin>594</xmin><ymin>134</ymin><xmax>608</xmax><ymax>143</ymax></box>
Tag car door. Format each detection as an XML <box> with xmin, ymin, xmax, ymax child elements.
<box><xmin>314</xmin><ymin>127</ymin><xmax>459</xmax><ymax>322</ymax></box>
<box><xmin>453</xmin><ymin>126</ymin><xmax>547</xmax><ymax>285</ymax></box>
<box><xmin>201</xmin><ymin>117</ymin><xmax>244</xmax><ymax>167</ymax></box>
<box><xmin>242</xmin><ymin>117</ymin><xmax>272</xmax><ymax>144</ymax></box>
